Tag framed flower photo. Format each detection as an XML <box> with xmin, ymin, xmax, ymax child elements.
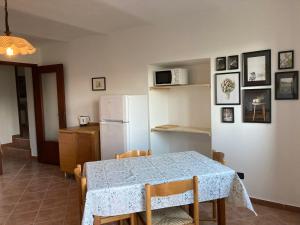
<box><xmin>221</xmin><ymin>107</ymin><xmax>234</xmax><ymax>123</ymax></box>
<box><xmin>275</xmin><ymin>71</ymin><xmax>298</xmax><ymax>100</ymax></box>
<box><xmin>243</xmin><ymin>50</ymin><xmax>271</xmax><ymax>86</ymax></box>
<box><xmin>215</xmin><ymin>72</ymin><xmax>240</xmax><ymax>105</ymax></box>
<box><xmin>216</xmin><ymin>57</ymin><xmax>226</xmax><ymax>71</ymax></box>
<box><xmin>92</xmin><ymin>77</ymin><xmax>106</xmax><ymax>91</ymax></box>
<box><xmin>278</xmin><ymin>50</ymin><xmax>294</xmax><ymax>70</ymax></box>
<box><xmin>243</xmin><ymin>89</ymin><xmax>271</xmax><ymax>123</ymax></box>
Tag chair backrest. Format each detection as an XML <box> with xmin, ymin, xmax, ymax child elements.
<box><xmin>74</xmin><ymin>164</ymin><xmax>87</xmax><ymax>218</ymax></box>
<box><xmin>116</xmin><ymin>149</ymin><xmax>152</xmax><ymax>159</ymax></box>
<box><xmin>145</xmin><ymin>176</ymin><xmax>199</xmax><ymax>225</ymax></box>
<box><xmin>212</xmin><ymin>151</ymin><xmax>225</xmax><ymax>165</ymax></box>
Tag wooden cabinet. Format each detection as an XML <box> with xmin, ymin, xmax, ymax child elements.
<box><xmin>58</xmin><ymin>125</ymin><xmax>100</xmax><ymax>174</ymax></box>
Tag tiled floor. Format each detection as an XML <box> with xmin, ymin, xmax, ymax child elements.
<box><xmin>1</xmin><ymin>156</ymin><xmax>299</xmax><ymax>225</ymax></box>
<box><xmin>0</xmin><ymin>157</ymin><xmax>79</xmax><ymax>225</ymax></box>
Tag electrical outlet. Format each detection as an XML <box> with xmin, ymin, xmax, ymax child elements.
<box><xmin>237</xmin><ymin>172</ymin><xmax>244</xmax><ymax>179</ymax></box>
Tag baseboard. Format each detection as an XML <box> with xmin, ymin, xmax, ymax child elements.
<box><xmin>251</xmin><ymin>197</ymin><xmax>300</xmax><ymax>212</ymax></box>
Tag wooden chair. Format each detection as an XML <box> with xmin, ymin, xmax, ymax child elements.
<box><xmin>73</xmin><ymin>165</ymin><xmax>137</xmax><ymax>225</ymax></box>
<box><xmin>74</xmin><ymin>164</ymin><xmax>85</xmax><ymax>218</ymax></box>
<box><xmin>201</xmin><ymin>151</ymin><xmax>225</xmax><ymax>222</ymax></box>
<box><xmin>0</xmin><ymin>144</ymin><xmax>3</xmax><ymax>175</ymax></box>
<box><xmin>140</xmin><ymin>176</ymin><xmax>199</xmax><ymax>225</ymax></box>
<box><xmin>116</xmin><ymin>150</ymin><xmax>152</xmax><ymax>159</ymax></box>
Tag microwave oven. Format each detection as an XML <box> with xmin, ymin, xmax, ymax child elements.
<box><xmin>154</xmin><ymin>68</ymin><xmax>188</xmax><ymax>86</ymax></box>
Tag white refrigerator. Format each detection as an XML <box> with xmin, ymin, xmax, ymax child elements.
<box><xmin>99</xmin><ymin>95</ymin><xmax>150</xmax><ymax>160</ymax></box>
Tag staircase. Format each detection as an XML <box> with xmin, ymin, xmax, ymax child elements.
<box><xmin>1</xmin><ymin>135</ymin><xmax>31</xmax><ymax>160</ymax></box>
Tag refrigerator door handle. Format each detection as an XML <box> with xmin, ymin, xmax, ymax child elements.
<box><xmin>100</xmin><ymin>120</ymin><xmax>129</xmax><ymax>123</ymax></box>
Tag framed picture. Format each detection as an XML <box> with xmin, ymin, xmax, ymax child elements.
<box><xmin>243</xmin><ymin>89</ymin><xmax>271</xmax><ymax>123</ymax></box>
<box><xmin>92</xmin><ymin>77</ymin><xmax>106</xmax><ymax>91</ymax></box>
<box><xmin>221</xmin><ymin>107</ymin><xmax>234</xmax><ymax>123</ymax></box>
<box><xmin>275</xmin><ymin>71</ymin><xmax>298</xmax><ymax>100</ymax></box>
<box><xmin>243</xmin><ymin>50</ymin><xmax>271</xmax><ymax>86</ymax></box>
<box><xmin>215</xmin><ymin>72</ymin><xmax>240</xmax><ymax>105</ymax></box>
<box><xmin>216</xmin><ymin>57</ymin><xmax>226</xmax><ymax>71</ymax></box>
<box><xmin>278</xmin><ymin>50</ymin><xmax>294</xmax><ymax>70</ymax></box>
<box><xmin>228</xmin><ymin>55</ymin><xmax>239</xmax><ymax>70</ymax></box>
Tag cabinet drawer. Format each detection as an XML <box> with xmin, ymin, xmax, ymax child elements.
<box><xmin>77</xmin><ymin>133</ymin><xmax>93</xmax><ymax>164</ymax></box>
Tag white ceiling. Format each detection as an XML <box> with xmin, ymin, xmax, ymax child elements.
<box><xmin>0</xmin><ymin>0</ymin><xmax>245</xmax><ymax>43</ymax></box>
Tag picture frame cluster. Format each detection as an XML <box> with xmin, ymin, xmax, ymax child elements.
<box><xmin>216</xmin><ymin>55</ymin><xmax>239</xmax><ymax>71</ymax></box>
<box><xmin>215</xmin><ymin>49</ymin><xmax>298</xmax><ymax>124</ymax></box>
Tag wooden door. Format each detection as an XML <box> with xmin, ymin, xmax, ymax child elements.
<box><xmin>33</xmin><ymin>64</ymin><xmax>66</xmax><ymax>164</ymax></box>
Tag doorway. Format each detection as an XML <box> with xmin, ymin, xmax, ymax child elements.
<box><xmin>16</xmin><ymin>66</ymin><xmax>30</xmax><ymax>138</ymax></box>
<box><xmin>0</xmin><ymin>61</ymin><xmax>66</xmax><ymax>166</ymax></box>
<box><xmin>0</xmin><ymin>63</ymin><xmax>34</xmax><ymax>160</ymax></box>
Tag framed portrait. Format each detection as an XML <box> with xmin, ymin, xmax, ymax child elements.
<box><xmin>228</xmin><ymin>55</ymin><xmax>239</xmax><ymax>70</ymax></box>
<box><xmin>216</xmin><ymin>57</ymin><xmax>226</xmax><ymax>71</ymax></box>
<box><xmin>92</xmin><ymin>77</ymin><xmax>106</xmax><ymax>91</ymax></box>
<box><xmin>243</xmin><ymin>89</ymin><xmax>271</xmax><ymax>123</ymax></box>
<box><xmin>221</xmin><ymin>107</ymin><xmax>234</xmax><ymax>123</ymax></box>
<box><xmin>278</xmin><ymin>50</ymin><xmax>294</xmax><ymax>70</ymax></box>
<box><xmin>243</xmin><ymin>50</ymin><xmax>271</xmax><ymax>86</ymax></box>
<box><xmin>215</xmin><ymin>72</ymin><xmax>240</xmax><ymax>105</ymax></box>
<box><xmin>275</xmin><ymin>71</ymin><xmax>298</xmax><ymax>100</ymax></box>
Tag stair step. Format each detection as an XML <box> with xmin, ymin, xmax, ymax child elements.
<box><xmin>12</xmin><ymin>135</ymin><xmax>30</xmax><ymax>149</ymax></box>
<box><xmin>1</xmin><ymin>144</ymin><xmax>31</xmax><ymax>160</ymax></box>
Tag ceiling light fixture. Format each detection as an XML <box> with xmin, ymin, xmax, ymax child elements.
<box><xmin>0</xmin><ymin>0</ymin><xmax>36</xmax><ymax>56</ymax></box>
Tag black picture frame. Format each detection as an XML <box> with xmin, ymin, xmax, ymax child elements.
<box><xmin>92</xmin><ymin>77</ymin><xmax>106</xmax><ymax>91</ymax></box>
<box><xmin>221</xmin><ymin>107</ymin><xmax>234</xmax><ymax>123</ymax></box>
<box><xmin>243</xmin><ymin>50</ymin><xmax>271</xmax><ymax>87</ymax></box>
<box><xmin>242</xmin><ymin>88</ymin><xmax>271</xmax><ymax>123</ymax></box>
<box><xmin>228</xmin><ymin>55</ymin><xmax>239</xmax><ymax>70</ymax></box>
<box><xmin>215</xmin><ymin>72</ymin><xmax>241</xmax><ymax>105</ymax></box>
<box><xmin>275</xmin><ymin>71</ymin><xmax>299</xmax><ymax>100</ymax></box>
<box><xmin>278</xmin><ymin>50</ymin><xmax>294</xmax><ymax>70</ymax></box>
<box><xmin>216</xmin><ymin>57</ymin><xmax>226</xmax><ymax>71</ymax></box>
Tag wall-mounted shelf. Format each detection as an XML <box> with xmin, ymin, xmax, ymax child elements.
<box><xmin>148</xmin><ymin>58</ymin><xmax>211</xmax><ymax>155</ymax></box>
<box><xmin>149</xmin><ymin>83</ymin><xmax>210</xmax><ymax>90</ymax></box>
<box><xmin>151</xmin><ymin>125</ymin><xmax>211</xmax><ymax>136</ymax></box>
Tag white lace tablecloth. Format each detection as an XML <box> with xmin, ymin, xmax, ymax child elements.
<box><xmin>82</xmin><ymin>151</ymin><xmax>255</xmax><ymax>225</ymax></box>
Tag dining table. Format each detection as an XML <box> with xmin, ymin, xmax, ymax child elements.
<box><xmin>82</xmin><ymin>151</ymin><xmax>255</xmax><ymax>225</ymax></box>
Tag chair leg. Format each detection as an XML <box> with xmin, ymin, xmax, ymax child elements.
<box><xmin>212</xmin><ymin>200</ymin><xmax>217</xmax><ymax>220</ymax></box>
<box><xmin>130</xmin><ymin>214</ymin><xmax>136</xmax><ymax>225</ymax></box>
<box><xmin>93</xmin><ymin>216</ymin><xmax>100</xmax><ymax>225</ymax></box>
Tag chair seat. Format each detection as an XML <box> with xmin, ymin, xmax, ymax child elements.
<box><xmin>139</xmin><ymin>207</ymin><xmax>193</xmax><ymax>225</ymax></box>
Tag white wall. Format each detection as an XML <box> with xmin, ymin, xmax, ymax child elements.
<box><xmin>41</xmin><ymin>0</ymin><xmax>300</xmax><ymax>206</ymax></box>
<box><xmin>0</xmin><ymin>65</ymin><xmax>20</xmax><ymax>144</ymax></box>
<box><xmin>25</xmin><ymin>68</ymin><xmax>38</xmax><ymax>157</ymax></box>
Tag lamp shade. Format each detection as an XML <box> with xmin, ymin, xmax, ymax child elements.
<box><xmin>0</xmin><ymin>35</ymin><xmax>36</xmax><ymax>56</ymax></box>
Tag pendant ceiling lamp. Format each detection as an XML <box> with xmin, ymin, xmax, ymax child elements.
<box><xmin>0</xmin><ymin>0</ymin><xmax>36</xmax><ymax>56</ymax></box>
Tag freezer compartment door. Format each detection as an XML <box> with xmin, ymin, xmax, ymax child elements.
<box><xmin>100</xmin><ymin>122</ymin><xmax>129</xmax><ymax>160</ymax></box>
<box><xmin>99</xmin><ymin>95</ymin><xmax>128</xmax><ymax>122</ymax></box>
<box><xmin>127</xmin><ymin>95</ymin><xmax>150</xmax><ymax>150</ymax></box>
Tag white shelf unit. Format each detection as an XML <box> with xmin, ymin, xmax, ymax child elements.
<box><xmin>149</xmin><ymin>83</ymin><xmax>210</xmax><ymax>90</ymax></box>
<box><xmin>148</xmin><ymin>58</ymin><xmax>212</xmax><ymax>156</ymax></box>
<box><xmin>151</xmin><ymin>126</ymin><xmax>211</xmax><ymax>136</ymax></box>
